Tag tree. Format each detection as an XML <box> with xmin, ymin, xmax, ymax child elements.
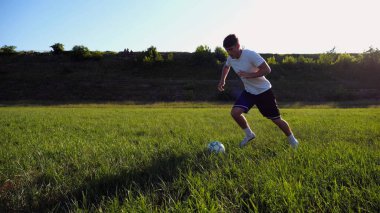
<box><xmin>267</xmin><ymin>56</ymin><xmax>278</xmax><ymax>65</ymax></box>
<box><xmin>50</xmin><ymin>43</ymin><xmax>64</xmax><ymax>54</ymax></box>
<box><xmin>317</xmin><ymin>47</ymin><xmax>337</xmax><ymax>65</ymax></box>
<box><xmin>141</xmin><ymin>46</ymin><xmax>163</xmax><ymax>64</ymax></box>
<box><xmin>297</xmin><ymin>56</ymin><xmax>315</xmax><ymax>64</ymax></box>
<box><xmin>214</xmin><ymin>46</ymin><xmax>228</xmax><ymax>62</ymax></box>
<box><xmin>193</xmin><ymin>45</ymin><xmax>214</xmax><ymax>65</ymax></box>
<box><xmin>282</xmin><ymin>56</ymin><xmax>297</xmax><ymax>64</ymax></box>
<box><xmin>361</xmin><ymin>47</ymin><xmax>380</xmax><ymax>67</ymax></box>
<box><xmin>195</xmin><ymin>45</ymin><xmax>211</xmax><ymax>54</ymax></box>
<box><xmin>72</xmin><ymin>45</ymin><xmax>91</xmax><ymax>59</ymax></box>
<box><xmin>0</xmin><ymin>45</ymin><xmax>17</xmax><ymax>55</ymax></box>
<box><xmin>335</xmin><ymin>53</ymin><xmax>357</xmax><ymax>65</ymax></box>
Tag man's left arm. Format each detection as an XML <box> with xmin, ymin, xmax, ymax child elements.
<box><xmin>238</xmin><ymin>61</ymin><xmax>271</xmax><ymax>78</ymax></box>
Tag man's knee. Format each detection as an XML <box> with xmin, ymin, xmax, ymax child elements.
<box><xmin>231</xmin><ymin>107</ymin><xmax>245</xmax><ymax>118</ymax></box>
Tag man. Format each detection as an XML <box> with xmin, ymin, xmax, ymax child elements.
<box><xmin>218</xmin><ymin>34</ymin><xmax>299</xmax><ymax>148</ymax></box>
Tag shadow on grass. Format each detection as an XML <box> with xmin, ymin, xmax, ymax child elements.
<box><xmin>63</xmin><ymin>152</ymin><xmax>188</xmax><ymax>211</ymax></box>
<box><xmin>22</xmin><ymin>150</ymin><xmax>212</xmax><ymax>212</ymax></box>
<box><xmin>1</xmin><ymin>147</ymin><xmax>282</xmax><ymax>212</ymax></box>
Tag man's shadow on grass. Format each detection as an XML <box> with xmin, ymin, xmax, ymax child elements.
<box><xmin>47</xmin><ymin>150</ymin><xmax>212</xmax><ymax>212</ymax></box>
<box><xmin>2</xmin><ymin>147</ymin><xmax>280</xmax><ymax>212</ymax></box>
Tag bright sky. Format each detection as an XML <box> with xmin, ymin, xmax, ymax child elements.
<box><xmin>1</xmin><ymin>0</ymin><xmax>379</xmax><ymax>53</ymax></box>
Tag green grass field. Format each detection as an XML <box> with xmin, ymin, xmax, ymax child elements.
<box><xmin>0</xmin><ymin>104</ymin><xmax>379</xmax><ymax>212</ymax></box>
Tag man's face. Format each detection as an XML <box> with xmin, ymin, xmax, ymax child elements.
<box><xmin>225</xmin><ymin>44</ymin><xmax>240</xmax><ymax>59</ymax></box>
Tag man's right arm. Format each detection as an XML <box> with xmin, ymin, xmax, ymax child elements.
<box><xmin>218</xmin><ymin>65</ymin><xmax>230</xmax><ymax>92</ymax></box>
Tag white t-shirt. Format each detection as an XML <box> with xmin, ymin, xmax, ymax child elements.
<box><xmin>226</xmin><ymin>49</ymin><xmax>271</xmax><ymax>95</ymax></box>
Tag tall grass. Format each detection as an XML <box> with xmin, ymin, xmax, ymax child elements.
<box><xmin>0</xmin><ymin>105</ymin><xmax>379</xmax><ymax>212</ymax></box>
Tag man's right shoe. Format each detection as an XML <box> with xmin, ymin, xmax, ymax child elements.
<box><xmin>288</xmin><ymin>137</ymin><xmax>299</xmax><ymax>149</ymax></box>
<box><xmin>239</xmin><ymin>133</ymin><xmax>256</xmax><ymax>148</ymax></box>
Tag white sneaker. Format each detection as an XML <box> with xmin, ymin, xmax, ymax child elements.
<box><xmin>288</xmin><ymin>137</ymin><xmax>299</xmax><ymax>148</ymax></box>
<box><xmin>239</xmin><ymin>133</ymin><xmax>256</xmax><ymax>148</ymax></box>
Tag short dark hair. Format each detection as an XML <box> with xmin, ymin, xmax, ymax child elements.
<box><xmin>223</xmin><ymin>34</ymin><xmax>239</xmax><ymax>48</ymax></box>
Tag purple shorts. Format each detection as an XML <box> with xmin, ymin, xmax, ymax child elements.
<box><xmin>233</xmin><ymin>89</ymin><xmax>281</xmax><ymax>120</ymax></box>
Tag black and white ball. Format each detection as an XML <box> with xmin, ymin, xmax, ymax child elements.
<box><xmin>207</xmin><ymin>141</ymin><xmax>225</xmax><ymax>153</ymax></box>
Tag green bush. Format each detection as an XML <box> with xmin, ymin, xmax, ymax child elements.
<box><xmin>72</xmin><ymin>45</ymin><xmax>91</xmax><ymax>60</ymax></box>
<box><xmin>297</xmin><ymin>56</ymin><xmax>315</xmax><ymax>64</ymax></box>
<box><xmin>214</xmin><ymin>46</ymin><xmax>228</xmax><ymax>62</ymax></box>
<box><xmin>282</xmin><ymin>56</ymin><xmax>297</xmax><ymax>64</ymax></box>
<box><xmin>195</xmin><ymin>45</ymin><xmax>211</xmax><ymax>53</ymax></box>
<box><xmin>267</xmin><ymin>56</ymin><xmax>278</xmax><ymax>65</ymax></box>
<box><xmin>103</xmin><ymin>51</ymin><xmax>117</xmax><ymax>56</ymax></box>
<box><xmin>50</xmin><ymin>43</ymin><xmax>64</xmax><ymax>55</ymax></box>
<box><xmin>142</xmin><ymin>55</ymin><xmax>154</xmax><ymax>64</ymax></box>
<box><xmin>334</xmin><ymin>53</ymin><xmax>357</xmax><ymax>67</ymax></box>
<box><xmin>317</xmin><ymin>47</ymin><xmax>337</xmax><ymax>65</ymax></box>
<box><xmin>90</xmin><ymin>51</ymin><xmax>104</xmax><ymax>61</ymax></box>
<box><xmin>19</xmin><ymin>51</ymin><xmax>37</xmax><ymax>56</ymax></box>
<box><xmin>193</xmin><ymin>45</ymin><xmax>214</xmax><ymax>65</ymax></box>
<box><xmin>167</xmin><ymin>52</ymin><xmax>174</xmax><ymax>62</ymax></box>
<box><xmin>360</xmin><ymin>47</ymin><xmax>380</xmax><ymax>67</ymax></box>
<box><xmin>0</xmin><ymin>45</ymin><xmax>17</xmax><ymax>55</ymax></box>
<box><xmin>141</xmin><ymin>46</ymin><xmax>163</xmax><ymax>65</ymax></box>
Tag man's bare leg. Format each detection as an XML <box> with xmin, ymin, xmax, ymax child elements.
<box><xmin>231</xmin><ymin>107</ymin><xmax>256</xmax><ymax>147</ymax></box>
<box><xmin>272</xmin><ymin>118</ymin><xmax>299</xmax><ymax>148</ymax></box>
<box><xmin>271</xmin><ymin>118</ymin><xmax>292</xmax><ymax>136</ymax></box>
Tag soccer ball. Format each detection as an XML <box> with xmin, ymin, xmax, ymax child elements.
<box><xmin>207</xmin><ymin>141</ymin><xmax>225</xmax><ymax>153</ymax></box>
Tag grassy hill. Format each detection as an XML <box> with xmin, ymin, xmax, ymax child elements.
<box><xmin>0</xmin><ymin>52</ymin><xmax>379</xmax><ymax>104</ymax></box>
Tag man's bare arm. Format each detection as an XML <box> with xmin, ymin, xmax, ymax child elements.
<box><xmin>218</xmin><ymin>65</ymin><xmax>230</xmax><ymax>91</ymax></box>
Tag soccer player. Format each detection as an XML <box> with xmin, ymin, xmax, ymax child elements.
<box><xmin>217</xmin><ymin>34</ymin><xmax>299</xmax><ymax>148</ymax></box>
